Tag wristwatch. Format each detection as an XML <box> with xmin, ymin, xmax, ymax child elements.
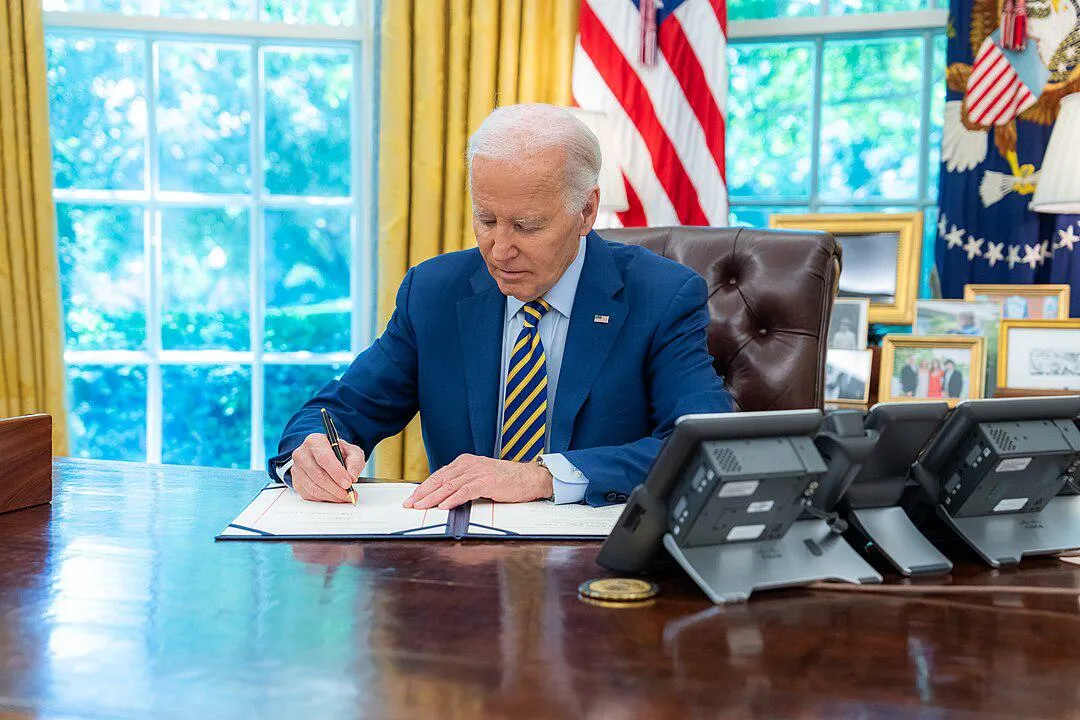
<box><xmin>534</xmin><ymin>455</ymin><xmax>555</xmax><ymax>502</ymax></box>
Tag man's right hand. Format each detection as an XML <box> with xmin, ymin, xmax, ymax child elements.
<box><xmin>289</xmin><ymin>433</ymin><xmax>366</xmax><ymax>503</ymax></box>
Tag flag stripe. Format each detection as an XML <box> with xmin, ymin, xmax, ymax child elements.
<box><xmin>572</xmin><ymin>42</ymin><xmax>681</xmax><ymax>225</ymax></box>
<box><xmin>657</xmin><ymin>16</ymin><xmax>727</xmax><ymax>182</ymax></box>
<box><xmin>573</xmin><ymin>0</ymin><xmax>727</xmax><ymax>227</ymax></box>
<box><xmin>579</xmin><ymin>1</ymin><xmax>710</xmax><ymax>225</ymax></box>
<box><xmin>587</xmin><ymin>0</ymin><xmax>726</xmax><ymax>223</ymax></box>
<box><xmin>617</xmin><ymin>171</ymin><xmax>648</xmax><ymax>227</ymax></box>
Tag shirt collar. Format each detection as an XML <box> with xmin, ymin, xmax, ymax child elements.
<box><xmin>505</xmin><ymin>234</ymin><xmax>587</xmax><ymax>322</ymax></box>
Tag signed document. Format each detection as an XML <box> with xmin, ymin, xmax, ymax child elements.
<box><xmin>217</xmin><ymin>482</ymin><xmax>623</xmax><ymax>541</ymax></box>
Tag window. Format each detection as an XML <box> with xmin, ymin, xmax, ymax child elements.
<box><xmin>45</xmin><ymin>1</ymin><xmax>376</xmax><ymax>469</ymax></box>
<box><xmin>725</xmin><ymin>5</ymin><xmax>947</xmax><ymax>298</ymax></box>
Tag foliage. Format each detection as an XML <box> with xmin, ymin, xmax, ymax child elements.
<box><xmin>46</xmin><ymin>27</ymin><xmax>355</xmax><ymax>468</ymax></box>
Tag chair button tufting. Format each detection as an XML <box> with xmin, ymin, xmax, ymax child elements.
<box><xmin>728</xmin><ymin>277</ymin><xmax>737</xmax><ymax>285</ymax></box>
<box><xmin>759</xmin><ymin>328</ymin><xmax>768</xmax><ymax>336</ymax></box>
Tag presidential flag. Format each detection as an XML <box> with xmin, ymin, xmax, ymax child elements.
<box><xmin>936</xmin><ymin>0</ymin><xmax>1080</xmax><ymax>315</ymax></box>
<box><xmin>572</xmin><ymin>0</ymin><xmax>728</xmax><ymax>227</ymax></box>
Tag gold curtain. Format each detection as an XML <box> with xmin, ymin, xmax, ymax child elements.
<box><xmin>0</xmin><ymin>0</ymin><xmax>68</xmax><ymax>454</ymax></box>
<box><xmin>377</xmin><ymin>0</ymin><xmax>579</xmax><ymax>480</ymax></box>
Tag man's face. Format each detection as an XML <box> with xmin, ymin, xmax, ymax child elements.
<box><xmin>945</xmin><ymin>361</ymin><xmax>955</xmax><ymax>372</ymax></box>
<box><xmin>471</xmin><ymin>150</ymin><xmax>598</xmax><ymax>301</ymax></box>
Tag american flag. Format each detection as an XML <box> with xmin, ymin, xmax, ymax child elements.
<box><xmin>572</xmin><ymin>0</ymin><xmax>728</xmax><ymax>227</ymax></box>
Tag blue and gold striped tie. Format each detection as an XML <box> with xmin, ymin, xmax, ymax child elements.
<box><xmin>500</xmin><ymin>298</ymin><xmax>551</xmax><ymax>463</ymax></box>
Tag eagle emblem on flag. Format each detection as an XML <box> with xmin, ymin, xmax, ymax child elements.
<box><xmin>943</xmin><ymin>0</ymin><xmax>1079</xmax><ymax>206</ymax></box>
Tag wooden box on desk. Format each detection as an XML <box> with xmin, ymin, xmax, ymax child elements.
<box><xmin>0</xmin><ymin>414</ymin><xmax>52</xmax><ymax>514</ymax></box>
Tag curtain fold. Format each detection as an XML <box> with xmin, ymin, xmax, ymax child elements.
<box><xmin>377</xmin><ymin>0</ymin><xmax>579</xmax><ymax>480</ymax></box>
<box><xmin>0</xmin><ymin>0</ymin><xmax>68</xmax><ymax>454</ymax></box>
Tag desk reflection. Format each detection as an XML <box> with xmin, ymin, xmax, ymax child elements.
<box><xmin>4</xmin><ymin>460</ymin><xmax>1080</xmax><ymax>719</ymax></box>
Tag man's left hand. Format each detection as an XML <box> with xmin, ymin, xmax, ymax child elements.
<box><xmin>404</xmin><ymin>454</ymin><xmax>553</xmax><ymax>510</ymax></box>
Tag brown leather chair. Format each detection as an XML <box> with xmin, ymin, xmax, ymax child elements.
<box><xmin>602</xmin><ymin>226</ymin><xmax>843</xmax><ymax>412</ymax></box>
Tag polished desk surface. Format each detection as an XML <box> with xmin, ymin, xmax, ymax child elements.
<box><xmin>3</xmin><ymin>459</ymin><xmax>1080</xmax><ymax>719</ymax></box>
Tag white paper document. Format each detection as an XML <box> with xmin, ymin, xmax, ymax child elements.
<box><xmin>218</xmin><ymin>482</ymin><xmax>624</xmax><ymax>540</ymax></box>
<box><xmin>220</xmin><ymin>483</ymin><xmax>449</xmax><ymax>538</ymax></box>
<box><xmin>467</xmin><ymin>499</ymin><xmax>624</xmax><ymax>536</ymax></box>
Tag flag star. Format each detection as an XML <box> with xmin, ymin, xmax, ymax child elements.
<box><xmin>1023</xmin><ymin>243</ymin><xmax>1041</xmax><ymax>269</ymax></box>
<box><xmin>963</xmin><ymin>234</ymin><xmax>985</xmax><ymax>260</ymax></box>
<box><xmin>984</xmin><ymin>241</ymin><xmax>1005</xmax><ymax>267</ymax></box>
<box><xmin>938</xmin><ymin>214</ymin><xmax>948</xmax><ymax>237</ymax></box>
<box><xmin>944</xmin><ymin>225</ymin><xmax>966</xmax><ymax>249</ymax></box>
<box><xmin>1057</xmin><ymin>225</ymin><xmax>1079</xmax><ymax>252</ymax></box>
<box><xmin>1041</xmin><ymin>239</ymin><xmax>1054</xmax><ymax>262</ymax></box>
<box><xmin>1007</xmin><ymin>244</ymin><xmax>1022</xmax><ymax>269</ymax></box>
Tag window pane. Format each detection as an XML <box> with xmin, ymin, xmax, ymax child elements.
<box><xmin>730</xmin><ymin>206</ymin><xmax>809</xmax><ymax>228</ymax></box>
<box><xmin>56</xmin><ymin>204</ymin><xmax>146</xmax><ymax>351</ymax></box>
<box><xmin>43</xmin><ymin>0</ymin><xmax>149</xmax><ymax>13</ymax></box>
<box><xmin>727</xmin><ymin>43</ymin><xmax>814</xmax><ymax>199</ymax></box>
<box><xmin>829</xmin><ymin>0</ymin><xmax>929</xmax><ymax>14</ymax></box>
<box><xmin>262</xmin><ymin>0</ymin><xmax>354</xmax><ymax>25</ymax></box>
<box><xmin>161</xmin><ymin>0</ymin><xmax>255</xmax><ymax>20</ymax></box>
<box><xmin>264</xmin><ymin>48</ymin><xmax>352</xmax><ymax>196</ymax></box>
<box><xmin>820</xmin><ymin>37</ymin><xmax>923</xmax><ymax>202</ymax></box>
<box><xmin>67</xmin><ymin>365</ymin><xmax>148</xmax><ymax>462</ymax></box>
<box><xmin>729</xmin><ymin>0</ymin><xmax>819</xmax><ymax>21</ymax></box>
<box><xmin>46</xmin><ymin>36</ymin><xmax>147</xmax><ymax>191</ymax></box>
<box><xmin>264</xmin><ymin>208</ymin><xmax>351</xmax><ymax>353</ymax></box>
<box><xmin>928</xmin><ymin>33</ymin><xmax>947</xmax><ymax>202</ymax></box>
<box><xmin>156</xmin><ymin>42</ymin><xmax>253</xmax><ymax>194</ymax></box>
<box><xmin>263</xmin><ymin>364</ymin><xmax>345</xmax><ymax>462</ymax></box>
<box><xmin>161</xmin><ymin>207</ymin><xmax>251</xmax><ymax>350</ymax></box>
<box><xmin>162</xmin><ymin>365</ymin><xmax>251</xmax><ymax>468</ymax></box>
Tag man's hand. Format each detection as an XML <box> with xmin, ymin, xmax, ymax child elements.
<box><xmin>290</xmin><ymin>433</ymin><xmax>366</xmax><ymax>503</ymax></box>
<box><xmin>404</xmin><ymin>454</ymin><xmax>554</xmax><ymax>510</ymax></box>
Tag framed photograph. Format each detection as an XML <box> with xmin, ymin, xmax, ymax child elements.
<box><xmin>824</xmin><ymin>349</ymin><xmax>873</xmax><ymax>405</ymax></box>
<box><xmin>879</xmin><ymin>335</ymin><xmax>986</xmax><ymax>408</ymax></box>
<box><xmin>913</xmin><ymin>299</ymin><xmax>1001</xmax><ymax>398</ymax></box>
<box><xmin>998</xmin><ymin>320</ymin><xmax>1080</xmax><ymax>391</ymax></box>
<box><xmin>827</xmin><ymin>298</ymin><xmax>870</xmax><ymax>350</ymax></box>
<box><xmin>963</xmin><ymin>284</ymin><xmax>1070</xmax><ymax>320</ymax></box>
<box><xmin>769</xmin><ymin>212</ymin><xmax>922</xmax><ymax>324</ymax></box>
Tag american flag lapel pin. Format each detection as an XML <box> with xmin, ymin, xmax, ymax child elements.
<box><xmin>594</xmin><ymin>314</ymin><xmax>610</xmax><ymax>324</ymax></box>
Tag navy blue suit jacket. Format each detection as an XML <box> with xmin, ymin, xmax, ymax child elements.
<box><xmin>269</xmin><ymin>231</ymin><xmax>732</xmax><ymax>506</ymax></box>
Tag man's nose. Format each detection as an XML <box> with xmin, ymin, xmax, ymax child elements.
<box><xmin>490</xmin><ymin>226</ymin><xmax>518</xmax><ymax>260</ymax></box>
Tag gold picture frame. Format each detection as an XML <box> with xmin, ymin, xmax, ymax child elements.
<box><xmin>963</xmin><ymin>284</ymin><xmax>1070</xmax><ymax>320</ymax></box>
<box><xmin>769</xmin><ymin>212</ymin><xmax>922</xmax><ymax>324</ymax></box>
<box><xmin>879</xmin><ymin>334</ymin><xmax>986</xmax><ymax>408</ymax></box>
<box><xmin>998</xmin><ymin>319</ymin><xmax>1080</xmax><ymax>391</ymax></box>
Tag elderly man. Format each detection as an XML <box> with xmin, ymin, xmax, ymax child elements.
<box><xmin>269</xmin><ymin>103</ymin><xmax>731</xmax><ymax>509</ymax></box>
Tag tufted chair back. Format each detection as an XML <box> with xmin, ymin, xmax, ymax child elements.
<box><xmin>602</xmin><ymin>226</ymin><xmax>843</xmax><ymax>412</ymax></box>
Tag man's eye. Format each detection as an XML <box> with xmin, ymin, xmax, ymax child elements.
<box><xmin>515</xmin><ymin>224</ymin><xmax>537</xmax><ymax>233</ymax></box>
<box><xmin>479</xmin><ymin>218</ymin><xmax>496</xmax><ymax>227</ymax></box>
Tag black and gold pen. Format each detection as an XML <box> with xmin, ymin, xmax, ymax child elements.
<box><xmin>321</xmin><ymin>407</ymin><xmax>358</xmax><ymax>505</ymax></box>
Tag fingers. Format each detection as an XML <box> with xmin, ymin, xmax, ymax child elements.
<box><xmin>341</xmin><ymin>440</ymin><xmax>366</xmax><ymax>479</ymax></box>
<box><xmin>405</xmin><ymin>456</ymin><xmax>471</xmax><ymax>508</ymax></box>
<box><xmin>292</xmin><ymin>466</ymin><xmax>348</xmax><ymax>503</ymax></box>
<box><xmin>437</xmin><ymin>484</ymin><xmax>480</xmax><ymax>510</ymax></box>
<box><xmin>290</xmin><ymin>434</ymin><xmax>351</xmax><ymax>503</ymax></box>
<box><xmin>310</xmin><ymin>441</ymin><xmax>355</xmax><ymax>490</ymax></box>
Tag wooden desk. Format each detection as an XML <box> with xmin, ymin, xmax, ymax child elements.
<box><xmin>2</xmin><ymin>459</ymin><xmax>1080</xmax><ymax>718</ymax></box>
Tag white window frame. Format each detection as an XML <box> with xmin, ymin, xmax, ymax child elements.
<box><xmin>727</xmin><ymin>8</ymin><xmax>948</xmax><ymax>295</ymax></box>
<box><xmin>45</xmin><ymin>1</ymin><xmax>378</xmax><ymax>470</ymax></box>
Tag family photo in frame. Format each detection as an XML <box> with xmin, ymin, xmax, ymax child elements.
<box><xmin>879</xmin><ymin>335</ymin><xmax>986</xmax><ymax>407</ymax></box>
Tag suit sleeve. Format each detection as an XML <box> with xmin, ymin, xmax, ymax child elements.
<box><xmin>266</xmin><ymin>268</ymin><xmax>421</xmax><ymax>478</ymax></box>
<box><xmin>560</xmin><ymin>273</ymin><xmax>732</xmax><ymax>506</ymax></box>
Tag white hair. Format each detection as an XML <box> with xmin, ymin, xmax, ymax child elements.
<box><xmin>467</xmin><ymin>103</ymin><xmax>602</xmax><ymax>213</ymax></box>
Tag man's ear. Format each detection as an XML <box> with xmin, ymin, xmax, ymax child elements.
<box><xmin>578</xmin><ymin>186</ymin><xmax>601</xmax><ymax>236</ymax></box>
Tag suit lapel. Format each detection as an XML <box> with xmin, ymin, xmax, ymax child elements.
<box><xmin>458</xmin><ymin>267</ymin><xmax>504</xmax><ymax>458</ymax></box>
<box><xmin>550</xmin><ymin>233</ymin><xmax>626</xmax><ymax>453</ymax></box>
